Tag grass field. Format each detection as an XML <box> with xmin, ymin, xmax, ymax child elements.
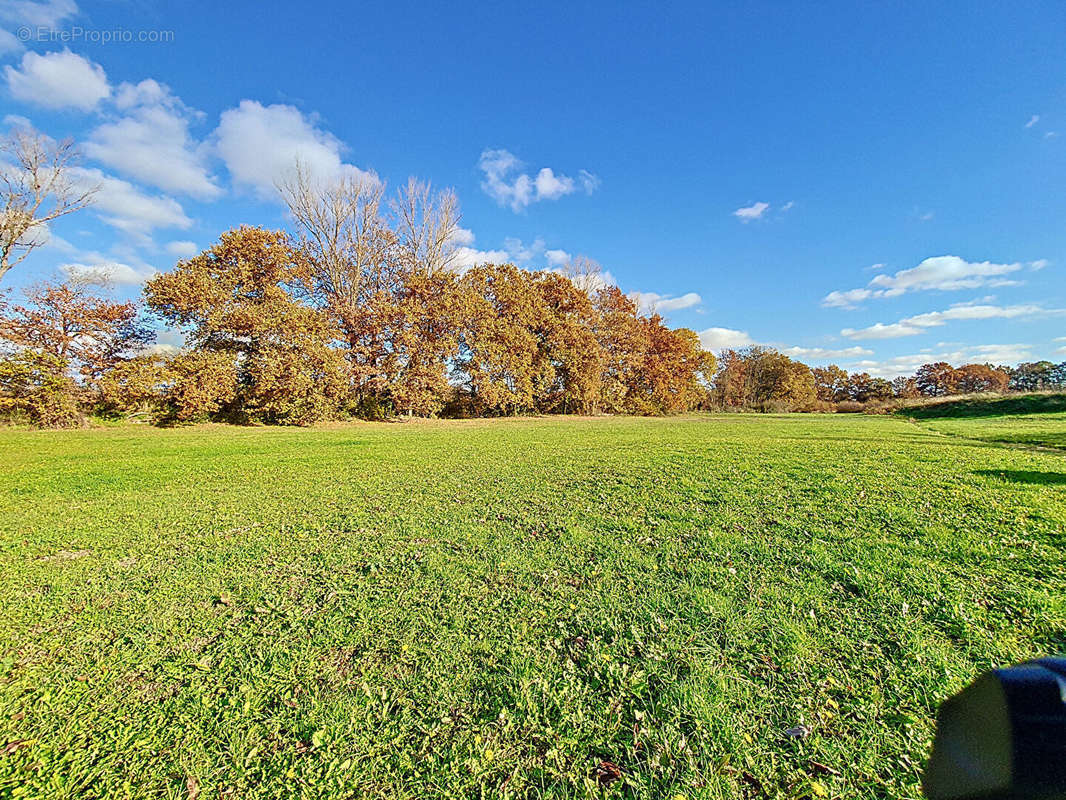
<box><xmin>1</xmin><ymin>413</ymin><xmax>1064</xmax><ymax>799</ymax></box>
<box><xmin>899</xmin><ymin>393</ymin><xmax>1066</xmax><ymax>452</ymax></box>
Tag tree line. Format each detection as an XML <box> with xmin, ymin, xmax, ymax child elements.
<box><xmin>0</xmin><ymin>129</ymin><xmax>1062</xmax><ymax>427</ymax></box>
<box><xmin>709</xmin><ymin>347</ymin><xmax>1065</xmax><ymax>412</ymax></box>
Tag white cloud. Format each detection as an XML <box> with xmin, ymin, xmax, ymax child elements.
<box><xmin>3</xmin><ymin>113</ymin><xmax>31</xmax><ymax>129</ymax></box>
<box><xmin>847</xmin><ymin>344</ymin><xmax>1035</xmax><ymax>379</ymax></box>
<box><xmin>780</xmin><ymin>345</ymin><xmax>873</xmax><ymax>360</ymax></box>
<box><xmin>733</xmin><ymin>201</ymin><xmax>769</xmax><ymax>222</ymax></box>
<box><xmin>822</xmin><ymin>255</ymin><xmax>1032</xmax><ymax>308</ymax></box>
<box><xmin>544</xmin><ymin>248</ymin><xmax>570</xmax><ymax>267</ymax></box>
<box><xmin>533</xmin><ymin>167</ymin><xmax>573</xmax><ymax>200</ymax></box>
<box><xmin>0</xmin><ymin>29</ymin><xmax>19</xmax><ymax>55</ymax></box>
<box><xmin>448</xmin><ymin>227</ymin><xmax>476</xmax><ymax>247</ymax></box>
<box><xmin>85</xmin><ymin>80</ymin><xmax>221</xmax><ymax>200</ymax></box>
<box><xmin>0</xmin><ymin>0</ymin><xmax>77</xmax><ymax>54</ymax></box>
<box><xmin>451</xmin><ymin>245</ymin><xmax>510</xmax><ymax>272</ymax></box>
<box><xmin>841</xmin><ymin>301</ymin><xmax>1061</xmax><ymax>340</ymax></box>
<box><xmin>165</xmin><ymin>240</ymin><xmax>198</xmax><ymax>258</ymax></box>
<box><xmin>502</xmin><ymin>236</ymin><xmax>547</xmax><ymax>264</ymax></box>
<box><xmin>478</xmin><ymin>148</ymin><xmax>598</xmax><ymax>211</ymax></box>
<box><xmin>1031</xmin><ymin>259</ymin><xmax>1049</xmax><ymax>271</ymax></box>
<box><xmin>1025</xmin><ymin>114</ymin><xmax>1040</xmax><ymax>129</ymax></box>
<box><xmin>821</xmin><ymin>287</ymin><xmax>875</xmax><ymax>310</ymax></box>
<box><xmin>60</xmin><ymin>260</ymin><xmax>154</xmax><ymax>286</ymax></box>
<box><xmin>698</xmin><ymin>327</ymin><xmax>753</xmax><ymax>351</ymax></box>
<box><xmin>781</xmin><ymin>200</ymin><xmax>795</xmax><ymax>212</ymax></box>
<box><xmin>214</xmin><ymin>100</ymin><xmax>374</xmax><ymax>200</ymax></box>
<box><xmin>0</xmin><ymin>0</ymin><xmax>77</xmax><ymax>27</ymax></box>
<box><xmin>146</xmin><ymin>327</ymin><xmax>184</xmax><ymax>355</ymax></box>
<box><xmin>840</xmin><ymin>321</ymin><xmax>926</xmax><ymax>339</ymax></box>
<box><xmin>70</xmin><ymin>166</ymin><xmax>192</xmax><ymax>241</ymax></box>
<box><xmin>4</xmin><ymin>49</ymin><xmax>109</xmax><ymax>110</ymax></box>
<box><xmin>578</xmin><ymin>169</ymin><xmax>601</xmax><ymax>194</ymax></box>
<box><xmin>631</xmin><ymin>291</ymin><xmax>701</xmax><ymax>315</ymax></box>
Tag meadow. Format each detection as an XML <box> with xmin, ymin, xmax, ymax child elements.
<box><xmin>0</xmin><ymin>410</ymin><xmax>1063</xmax><ymax>799</ymax></box>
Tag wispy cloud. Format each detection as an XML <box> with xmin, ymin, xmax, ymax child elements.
<box><xmin>845</xmin><ymin>344</ymin><xmax>1035</xmax><ymax>379</ymax></box>
<box><xmin>821</xmin><ymin>255</ymin><xmax>1040</xmax><ymax>308</ymax></box>
<box><xmin>1025</xmin><ymin>114</ymin><xmax>1040</xmax><ymax>129</ymax></box>
<box><xmin>841</xmin><ymin>301</ymin><xmax>1062</xmax><ymax>340</ymax></box>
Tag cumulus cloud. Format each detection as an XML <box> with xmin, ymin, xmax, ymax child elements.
<box><xmin>4</xmin><ymin>48</ymin><xmax>109</xmax><ymax>110</ymax></box>
<box><xmin>821</xmin><ymin>255</ymin><xmax>1038</xmax><ymax>308</ymax></box>
<box><xmin>165</xmin><ymin>240</ymin><xmax>198</xmax><ymax>258</ymax></box>
<box><xmin>732</xmin><ymin>201</ymin><xmax>769</xmax><ymax>222</ymax></box>
<box><xmin>70</xmin><ymin>166</ymin><xmax>192</xmax><ymax>241</ymax></box>
<box><xmin>630</xmin><ymin>291</ymin><xmax>702</xmax><ymax>315</ymax></box>
<box><xmin>214</xmin><ymin>100</ymin><xmax>374</xmax><ymax>200</ymax></box>
<box><xmin>697</xmin><ymin>327</ymin><xmax>753</xmax><ymax>351</ymax></box>
<box><xmin>544</xmin><ymin>248</ymin><xmax>570</xmax><ymax>267</ymax></box>
<box><xmin>841</xmin><ymin>301</ymin><xmax>1061</xmax><ymax>340</ymax></box>
<box><xmin>478</xmin><ymin>148</ymin><xmax>598</xmax><ymax>211</ymax></box>
<box><xmin>86</xmin><ymin>80</ymin><xmax>220</xmax><ymax>200</ymax></box>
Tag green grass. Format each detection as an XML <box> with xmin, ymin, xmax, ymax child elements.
<box><xmin>0</xmin><ymin>414</ymin><xmax>1063</xmax><ymax>799</ymax></box>
<box><xmin>898</xmin><ymin>393</ymin><xmax>1066</xmax><ymax>451</ymax></box>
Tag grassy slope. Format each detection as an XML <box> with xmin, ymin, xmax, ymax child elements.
<box><xmin>898</xmin><ymin>393</ymin><xmax>1066</xmax><ymax>451</ymax></box>
<box><xmin>0</xmin><ymin>415</ymin><xmax>1063</xmax><ymax>799</ymax></box>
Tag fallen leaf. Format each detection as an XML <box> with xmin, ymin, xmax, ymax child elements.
<box><xmin>595</xmin><ymin>760</ymin><xmax>622</xmax><ymax>785</ymax></box>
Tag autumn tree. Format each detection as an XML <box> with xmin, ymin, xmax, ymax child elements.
<box><xmin>632</xmin><ymin>319</ymin><xmax>708</xmax><ymax>413</ymax></box>
<box><xmin>533</xmin><ymin>271</ymin><xmax>603</xmax><ymax>414</ymax></box>
<box><xmin>812</xmin><ymin>365</ymin><xmax>849</xmax><ymax>402</ymax></box>
<box><xmin>846</xmin><ymin>372</ymin><xmax>893</xmax><ymax>402</ymax></box>
<box><xmin>1009</xmin><ymin>361</ymin><xmax>1057</xmax><ymax>391</ymax></box>
<box><xmin>954</xmin><ymin>363</ymin><xmax>1009</xmax><ymax>394</ymax></box>
<box><xmin>0</xmin><ymin>349</ymin><xmax>81</xmax><ymax>426</ymax></box>
<box><xmin>591</xmin><ymin>286</ymin><xmax>647</xmax><ymax>413</ymax></box>
<box><xmin>0</xmin><ymin>277</ymin><xmax>151</xmax><ymax>390</ymax></box>
<box><xmin>914</xmin><ymin>362</ymin><xmax>959</xmax><ymax>397</ymax></box>
<box><xmin>1</xmin><ymin>127</ymin><xmax>96</xmax><ymax>282</ymax></box>
<box><xmin>145</xmin><ymin>226</ymin><xmax>349</xmax><ymax>424</ymax></box>
<box><xmin>890</xmin><ymin>375</ymin><xmax>920</xmax><ymax>399</ymax></box>
<box><xmin>454</xmin><ymin>264</ymin><xmax>548</xmax><ymax>415</ymax></box>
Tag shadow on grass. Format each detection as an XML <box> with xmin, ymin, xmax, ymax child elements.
<box><xmin>901</xmin><ymin>393</ymin><xmax>1066</xmax><ymax>419</ymax></box>
<box><xmin>974</xmin><ymin>469</ymin><xmax>1066</xmax><ymax>486</ymax></box>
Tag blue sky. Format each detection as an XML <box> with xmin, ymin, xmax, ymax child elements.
<box><xmin>1</xmin><ymin>0</ymin><xmax>1063</xmax><ymax>376</ymax></box>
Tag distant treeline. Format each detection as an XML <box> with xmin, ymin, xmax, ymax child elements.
<box><xmin>710</xmin><ymin>348</ymin><xmax>1065</xmax><ymax>414</ymax></box>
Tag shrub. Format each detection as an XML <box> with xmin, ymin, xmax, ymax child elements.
<box><xmin>97</xmin><ymin>355</ymin><xmax>173</xmax><ymax>420</ymax></box>
<box><xmin>835</xmin><ymin>400</ymin><xmax>865</xmax><ymax>413</ymax></box>
<box><xmin>0</xmin><ymin>350</ymin><xmax>82</xmax><ymax>427</ymax></box>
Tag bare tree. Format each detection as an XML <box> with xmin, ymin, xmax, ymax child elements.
<box><xmin>0</xmin><ymin>127</ymin><xmax>96</xmax><ymax>283</ymax></box>
<box><xmin>278</xmin><ymin>161</ymin><xmax>398</xmax><ymax>318</ymax></box>
<box><xmin>390</xmin><ymin>177</ymin><xmax>462</xmax><ymax>275</ymax></box>
<box><xmin>562</xmin><ymin>255</ymin><xmax>607</xmax><ymax>295</ymax></box>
